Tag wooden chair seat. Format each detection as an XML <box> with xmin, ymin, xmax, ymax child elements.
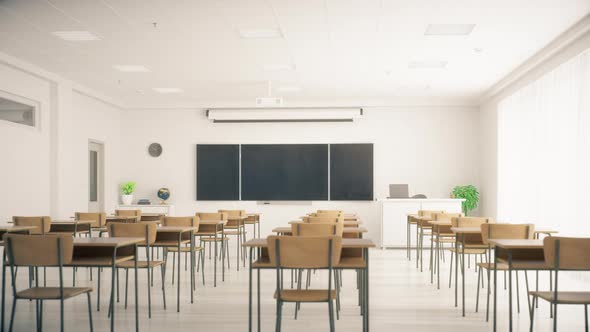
<box><xmin>336</xmin><ymin>257</ymin><xmax>366</xmax><ymax>269</ymax></box>
<box><xmin>200</xmin><ymin>237</ymin><xmax>229</xmax><ymax>242</ymax></box>
<box><xmin>17</xmin><ymin>287</ymin><xmax>92</xmax><ymax>300</ymax></box>
<box><xmin>224</xmin><ymin>230</ymin><xmax>245</xmax><ymax>236</ymax></box>
<box><xmin>117</xmin><ymin>260</ymin><xmax>165</xmax><ymax>269</ymax></box>
<box><xmin>274</xmin><ymin>289</ymin><xmax>337</xmax><ymax>302</ymax></box>
<box><xmin>448</xmin><ymin>248</ymin><xmax>486</xmax><ymax>255</ymax></box>
<box><xmin>529</xmin><ymin>291</ymin><xmax>590</xmax><ymax>305</ymax></box>
<box><xmin>68</xmin><ymin>255</ymin><xmax>135</xmax><ymax>267</ymax></box>
<box><xmin>436</xmin><ymin>237</ymin><xmax>456</xmax><ymax>243</ymax></box>
<box><xmin>252</xmin><ymin>257</ymin><xmax>274</xmax><ymax>268</ymax></box>
<box><xmin>153</xmin><ymin>240</ymin><xmax>191</xmax><ymax>247</ymax></box>
<box><xmin>497</xmin><ymin>259</ymin><xmax>550</xmax><ymax>270</ymax></box>
<box><xmin>167</xmin><ymin>246</ymin><xmax>204</xmax><ymax>253</ymax></box>
<box><xmin>476</xmin><ymin>262</ymin><xmax>510</xmax><ymax>271</ymax></box>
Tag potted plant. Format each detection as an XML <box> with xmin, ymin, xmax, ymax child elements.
<box><xmin>121</xmin><ymin>181</ymin><xmax>136</xmax><ymax>205</ymax></box>
<box><xmin>451</xmin><ymin>185</ymin><xmax>479</xmax><ymax>216</ymax></box>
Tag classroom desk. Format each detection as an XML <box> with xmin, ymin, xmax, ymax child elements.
<box><xmin>490</xmin><ymin>239</ymin><xmax>548</xmax><ymax>332</ymax></box>
<box><xmin>272</xmin><ymin>226</ymin><xmax>368</xmax><ymax>238</ymax></box>
<box><xmin>153</xmin><ymin>226</ymin><xmax>197</xmax><ymax>311</ymax></box>
<box><xmin>243</xmin><ymin>238</ymin><xmax>375</xmax><ymax>332</ymax></box>
<box><xmin>140</xmin><ymin>213</ymin><xmax>164</xmax><ymax>222</ymax></box>
<box><xmin>50</xmin><ymin>220</ymin><xmax>94</xmax><ymax>236</ymax></box>
<box><xmin>194</xmin><ymin>220</ymin><xmax>227</xmax><ymax>287</ymax></box>
<box><xmin>107</xmin><ymin>216</ymin><xmax>139</xmax><ymax>222</ymax></box>
<box><xmin>534</xmin><ymin>229</ymin><xmax>558</xmax><ymax>239</ymax></box>
<box><xmin>68</xmin><ymin>237</ymin><xmax>143</xmax><ymax>332</ymax></box>
<box><xmin>451</xmin><ymin>227</ymin><xmax>484</xmax><ymax>317</ymax></box>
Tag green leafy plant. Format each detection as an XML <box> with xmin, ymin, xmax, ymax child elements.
<box><xmin>121</xmin><ymin>181</ymin><xmax>136</xmax><ymax>195</ymax></box>
<box><xmin>451</xmin><ymin>185</ymin><xmax>479</xmax><ymax>216</ymax></box>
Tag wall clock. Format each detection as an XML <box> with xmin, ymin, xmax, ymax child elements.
<box><xmin>148</xmin><ymin>143</ymin><xmax>163</xmax><ymax>157</ymax></box>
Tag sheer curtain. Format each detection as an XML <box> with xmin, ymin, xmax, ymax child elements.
<box><xmin>498</xmin><ymin>49</ymin><xmax>590</xmax><ymax>237</ymax></box>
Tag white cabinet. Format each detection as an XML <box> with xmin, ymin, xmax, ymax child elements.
<box><xmin>380</xmin><ymin>199</ymin><xmax>463</xmax><ymax>248</ymax></box>
<box><xmin>117</xmin><ymin>204</ymin><xmax>175</xmax><ymax>216</ymax></box>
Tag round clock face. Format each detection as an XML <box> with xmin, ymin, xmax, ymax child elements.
<box><xmin>148</xmin><ymin>143</ymin><xmax>162</xmax><ymax>157</ymax></box>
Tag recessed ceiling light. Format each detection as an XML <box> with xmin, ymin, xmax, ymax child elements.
<box><xmin>52</xmin><ymin>31</ymin><xmax>101</xmax><ymax>41</ymax></box>
<box><xmin>239</xmin><ymin>28</ymin><xmax>282</xmax><ymax>39</ymax></box>
<box><xmin>473</xmin><ymin>47</ymin><xmax>484</xmax><ymax>53</ymax></box>
<box><xmin>153</xmin><ymin>88</ymin><xmax>183</xmax><ymax>93</ymax></box>
<box><xmin>278</xmin><ymin>86</ymin><xmax>301</xmax><ymax>92</ymax></box>
<box><xmin>263</xmin><ymin>64</ymin><xmax>295</xmax><ymax>71</ymax></box>
<box><xmin>424</xmin><ymin>24</ymin><xmax>476</xmax><ymax>36</ymax></box>
<box><xmin>114</xmin><ymin>65</ymin><xmax>151</xmax><ymax>72</ymax></box>
<box><xmin>408</xmin><ymin>60</ymin><xmax>448</xmax><ymax>69</ymax></box>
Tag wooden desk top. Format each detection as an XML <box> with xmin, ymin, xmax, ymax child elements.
<box><xmin>73</xmin><ymin>237</ymin><xmax>143</xmax><ymax>248</ymax></box>
<box><xmin>142</xmin><ymin>213</ymin><xmax>165</xmax><ymax>217</ymax></box>
<box><xmin>451</xmin><ymin>227</ymin><xmax>482</xmax><ymax>234</ymax></box>
<box><xmin>246</xmin><ymin>213</ymin><xmax>261</xmax><ymax>216</ymax></box>
<box><xmin>289</xmin><ymin>220</ymin><xmax>362</xmax><ymax>226</ymax></box>
<box><xmin>157</xmin><ymin>226</ymin><xmax>198</xmax><ymax>233</ymax></box>
<box><xmin>272</xmin><ymin>227</ymin><xmax>368</xmax><ymax>234</ymax></box>
<box><xmin>107</xmin><ymin>216</ymin><xmax>138</xmax><ymax>220</ymax></box>
<box><xmin>52</xmin><ymin>220</ymin><xmax>95</xmax><ymax>225</ymax></box>
<box><xmin>227</xmin><ymin>216</ymin><xmax>248</xmax><ymax>220</ymax></box>
<box><xmin>0</xmin><ymin>226</ymin><xmax>37</xmax><ymax>232</ymax></box>
<box><xmin>242</xmin><ymin>238</ymin><xmax>376</xmax><ymax>249</ymax></box>
<box><xmin>490</xmin><ymin>239</ymin><xmax>544</xmax><ymax>249</ymax></box>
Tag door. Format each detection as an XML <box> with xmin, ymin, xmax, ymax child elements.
<box><xmin>88</xmin><ymin>141</ymin><xmax>104</xmax><ymax>212</ymax></box>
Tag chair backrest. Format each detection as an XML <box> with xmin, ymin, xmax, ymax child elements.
<box><xmin>451</xmin><ymin>216</ymin><xmax>493</xmax><ymax>228</ymax></box>
<box><xmin>418</xmin><ymin>210</ymin><xmax>444</xmax><ymax>218</ymax></box>
<box><xmin>12</xmin><ymin>216</ymin><xmax>51</xmax><ymax>235</ymax></box>
<box><xmin>480</xmin><ymin>223</ymin><xmax>535</xmax><ymax>245</ymax></box>
<box><xmin>116</xmin><ymin>209</ymin><xmax>142</xmax><ymax>220</ymax></box>
<box><xmin>108</xmin><ymin>222</ymin><xmax>157</xmax><ymax>245</ymax></box>
<box><xmin>75</xmin><ymin>212</ymin><xmax>106</xmax><ymax>228</ymax></box>
<box><xmin>311</xmin><ymin>211</ymin><xmax>342</xmax><ymax>218</ymax></box>
<box><xmin>317</xmin><ymin>210</ymin><xmax>343</xmax><ymax>214</ymax></box>
<box><xmin>291</xmin><ymin>223</ymin><xmax>344</xmax><ymax>237</ymax></box>
<box><xmin>432</xmin><ymin>212</ymin><xmax>462</xmax><ymax>221</ymax></box>
<box><xmin>303</xmin><ymin>216</ymin><xmax>342</xmax><ymax>224</ymax></box>
<box><xmin>218</xmin><ymin>210</ymin><xmax>245</xmax><ymax>218</ymax></box>
<box><xmin>162</xmin><ymin>216</ymin><xmax>200</xmax><ymax>232</ymax></box>
<box><xmin>543</xmin><ymin>237</ymin><xmax>590</xmax><ymax>270</ymax></box>
<box><xmin>4</xmin><ymin>234</ymin><xmax>73</xmax><ymax>266</ymax></box>
<box><xmin>267</xmin><ymin>236</ymin><xmax>342</xmax><ymax>269</ymax></box>
<box><xmin>196</xmin><ymin>212</ymin><xmax>228</xmax><ymax>221</ymax></box>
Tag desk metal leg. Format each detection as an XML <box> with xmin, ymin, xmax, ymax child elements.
<box><xmin>462</xmin><ymin>233</ymin><xmax>465</xmax><ymax>317</ymax></box>
<box><xmin>134</xmin><ymin>245</ymin><xmax>139</xmax><ymax>332</ymax></box>
<box><xmin>191</xmin><ymin>231</ymin><xmax>195</xmax><ymax>304</ymax></box>
<box><xmin>493</xmin><ymin>246</ymin><xmax>498</xmax><ymax>332</ymax></box>
<box><xmin>508</xmin><ymin>251</ymin><xmax>513</xmax><ymax>332</ymax></box>
<box><xmin>1</xmin><ymin>250</ymin><xmax>6</xmax><ymax>332</ymax></box>
<box><xmin>257</xmin><ymin>265</ymin><xmax>261</xmax><ymax>332</ymax></box>
<box><xmin>248</xmin><ymin>247</ymin><xmax>253</xmax><ymax>332</ymax></box>
<box><xmin>177</xmin><ymin>233</ymin><xmax>181</xmax><ymax>312</ymax></box>
<box><xmin>365</xmin><ymin>248</ymin><xmax>370</xmax><ymax>332</ymax></box>
<box><xmin>222</xmin><ymin>224</ymin><xmax>225</xmax><ymax>282</ymax></box>
<box><xmin>214</xmin><ymin>226</ymin><xmax>218</xmax><ymax>287</ymax></box>
<box><xmin>110</xmin><ymin>251</ymin><xmax>116</xmax><ymax>332</ymax></box>
<box><xmin>455</xmin><ymin>235</ymin><xmax>459</xmax><ymax>307</ymax></box>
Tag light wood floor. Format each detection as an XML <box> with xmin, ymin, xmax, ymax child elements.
<box><xmin>4</xmin><ymin>247</ymin><xmax>589</xmax><ymax>331</ymax></box>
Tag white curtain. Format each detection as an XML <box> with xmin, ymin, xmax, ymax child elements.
<box><xmin>498</xmin><ymin>49</ymin><xmax>590</xmax><ymax>237</ymax></box>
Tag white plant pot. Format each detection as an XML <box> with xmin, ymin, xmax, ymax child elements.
<box><xmin>122</xmin><ymin>194</ymin><xmax>133</xmax><ymax>205</ymax></box>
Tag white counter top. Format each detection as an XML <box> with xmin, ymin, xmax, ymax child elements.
<box><xmin>379</xmin><ymin>198</ymin><xmax>465</xmax><ymax>203</ymax></box>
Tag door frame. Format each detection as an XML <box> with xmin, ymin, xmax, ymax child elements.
<box><xmin>88</xmin><ymin>140</ymin><xmax>105</xmax><ymax>212</ymax></box>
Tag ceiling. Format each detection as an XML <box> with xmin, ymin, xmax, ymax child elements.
<box><xmin>0</xmin><ymin>0</ymin><xmax>588</xmax><ymax>108</ymax></box>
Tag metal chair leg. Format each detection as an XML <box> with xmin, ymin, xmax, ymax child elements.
<box><xmin>87</xmin><ymin>292</ymin><xmax>94</xmax><ymax>332</ymax></box>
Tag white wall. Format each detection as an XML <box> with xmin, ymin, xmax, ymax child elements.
<box><xmin>119</xmin><ymin>106</ymin><xmax>480</xmax><ymax>244</ymax></box>
<box><xmin>478</xmin><ymin>30</ymin><xmax>590</xmax><ymax>218</ymax></box>
<box><xmin>0</xmin><ymin>54</ymin><xmax>122</xmax><ymax>221</ymax></box>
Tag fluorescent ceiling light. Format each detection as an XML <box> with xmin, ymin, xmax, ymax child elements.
<box><xmin>425</xmin><ymin>24</ymin><xmax>476</xmax><ymax>36</ymax></box>
<box><xmin>239</xmin><ymin>28</ymin><xmax>282</xmax><ymax>39</ymax></box>
<box><xmin>114</xmin><ymin>65</ymin><xmax>150</xmax><ymax>72</ymax></box>
<box><xmin>278</xmin><ymin>86</ymin><xmax>301</xmax><ymax>92</ymax></box>
<box><xmin>408</xmin><ymin>60</ymin><xmax>448</xmax><ymax>69</ymax></box>
<box><xmin>207</xmin><ymin>108</ymin><xmax>362</xmax><ymax>123</ymax></box>
<box><xmin>52</xmin><ymin>31</ymin><xmax>100</xmax><ymax>41</ymax></box>
<box><xmin>153</xmin><ymin>88</ymin><xmax>183</xmax><ymax>93</ymax></box>
<box><xmin>263</xmin><ymin>64</ymin><xmax>295</xmax><ymax>71</ymax></box>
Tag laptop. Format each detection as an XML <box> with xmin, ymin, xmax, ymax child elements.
<box><xmin>388</xmin><ymin>184</ymin><xmax>409</xmax><ymax>198</ymax></box>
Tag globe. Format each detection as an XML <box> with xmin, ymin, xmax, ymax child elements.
<box><xmin>157</xmin><ymin>188</ymin><xmax>170</xmax><ymax>203</ymax></box>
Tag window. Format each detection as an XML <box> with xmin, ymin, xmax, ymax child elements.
<box><xmin>497</xmin><ymin>49</ymin><xmax>590</xmax><ymax>236</ymax></box>
<box><xmin>0</xmin><ymin>92</ymin><xmax>37</xmax><ymax>127</ymax></box>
